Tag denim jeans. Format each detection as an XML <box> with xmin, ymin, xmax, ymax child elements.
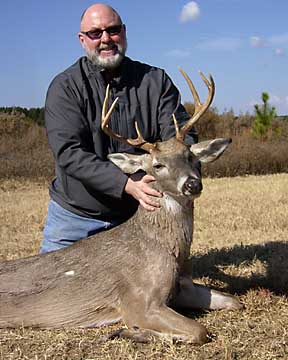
<box><xmin>40</xmin><ymin>200</ymin><xmax>119</xmax><ymax>253</ymax></box>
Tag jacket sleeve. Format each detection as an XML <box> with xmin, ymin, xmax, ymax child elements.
<box><xmin>157</xmin><ymin>71</ymin><xmax>198</xmax><ymax>145</ymax></box>
<box><xmin>45</xmin><ymin>74</ymin><xmax>128</xmax><ymax>199</ymax></box>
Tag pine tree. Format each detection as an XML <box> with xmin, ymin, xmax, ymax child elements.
<box><xmin>253</xmin><ymin>92</ymin><xmax>277</xmax><ymax>139</ymax></box>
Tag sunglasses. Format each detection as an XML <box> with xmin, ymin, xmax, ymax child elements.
<box><xmin>81</xmin><ymin>24</ymin><xmax>124</xmax><ymax>40</ymax></box>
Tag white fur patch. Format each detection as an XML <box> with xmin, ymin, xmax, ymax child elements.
<box><xmin>163</xmin><ymin>194</ymin><xmax>193</xmax><ymax>242</ymax></box>
<box><xmin>65</xmin><ymin>270</ymin><xmax>75</xmax><ymax>276</ymax></box>
<box><xmin>163</xmin><ymin>194</ymin><xmax>182</xmax><ymax>215</ymax></box>
<box><xmin>177</xmin><ymin>175</ymin><xmax>189</xmax><ymax>193</ymax></box>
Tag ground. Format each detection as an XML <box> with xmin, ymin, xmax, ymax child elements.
<box><xmin>0</xmin><ymin>174</ymin><xmax>287</xmax><ymax>359</ymax></box>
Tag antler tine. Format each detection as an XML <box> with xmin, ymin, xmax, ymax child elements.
<box><xmin>172</xmin><ymin>114</ymin><xmax>181</xmax><ymax>138</ymax></box>
<box><xmin>179</xmin><ymin>67</ymin><xmax>201</xmax><ymax>110</ymax></box>
<box><xmin>102</xmin><ymin>84</ymin><xmax>119</xmax><ymax>130</ymax></box>
<box><xmin>133</xmin><ymin>122</ymin><xmax>157</xmax><ymax>153</ymax></box>
<box><xmin>101</xmin><ymin>85</ymin><xmax>156</xmax><ymax>153</ymax></box>
<box><xmin>176</xmin><ymin>68</ymin><xmax>215</xmax><ymax>141</ymax></box>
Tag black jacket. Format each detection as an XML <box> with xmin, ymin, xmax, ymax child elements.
<box><xmin>45</xmin><ymin>56</ymin><xmax>198</xmax><ymax>221</ymax></box>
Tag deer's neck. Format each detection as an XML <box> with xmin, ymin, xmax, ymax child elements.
<box><xmin>132</xmin><ymin>193</ymin><xmax>194</xmax><ymax>264</ymax></box>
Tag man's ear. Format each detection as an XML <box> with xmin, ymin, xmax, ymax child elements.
<box><xmin>190</xmin><ymin>138</ymin><xmax>232</xmax><ymax>163</ymax></box>
<box><xmin>108</xmin><ymin>153</ymin><xmax>150</xmax><ymax>174</ymax></box>
<box><xmin>78</xmin><ymin>32</ymin><xmax>85</xmax><ymax>48</ymax></box>
<box><xmin>122</xmin><ymin>24</ymin><xmax>127</xmax><ymax>36</ymax></box>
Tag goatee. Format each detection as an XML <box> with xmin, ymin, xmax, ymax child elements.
<box><xmin>86</xmin><ymin>41</ymin><xmax>127</xmax><ymax>69</ymax></box>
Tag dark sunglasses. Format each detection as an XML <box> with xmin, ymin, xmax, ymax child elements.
<box><xmin>81</xmin><ymin>24</ymin><xmax>124</xmax><ymax>40</ymax></box>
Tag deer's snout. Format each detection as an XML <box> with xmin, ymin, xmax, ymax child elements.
<box><xmin>182</xmin><ymin>177</ymin><xmax>203</xmax><ymax>196</ymax></box>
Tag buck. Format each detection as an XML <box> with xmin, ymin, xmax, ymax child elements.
<box><xmin>0</xmin><ymin>69</ymin><xmax>242</xmax><ymax>344</ymax></box>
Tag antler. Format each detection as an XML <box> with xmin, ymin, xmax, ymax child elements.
<box><xmin>101</xmin><ymin>84</ymin><xmax>156</xmax><ymax>153</ymax></box>
<box><xmin>174</xmin><ymin>68</ymin><xmax>215</xmax><ymax>142</ymax></box>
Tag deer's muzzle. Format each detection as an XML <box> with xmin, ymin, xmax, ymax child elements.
<box><xmin>182</xmin><ymin>177</ymin><xmax>203</xmax><ymax>196</ymax></box>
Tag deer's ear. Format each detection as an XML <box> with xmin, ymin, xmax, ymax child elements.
<box><xmin>190</xmin><ymin>138</ymin><xmax>232</xmax><ymax>163</ymax></box>
<box><xmin>108</xmin><ymin>153</ymin><xmax>150</xmax><ymax>174</ymax></box>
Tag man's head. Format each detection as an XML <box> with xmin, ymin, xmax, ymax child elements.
<box><xmin>78</xmin><ymin>4</ymin><xmax>127</xmax><ymax>69</ymax></box>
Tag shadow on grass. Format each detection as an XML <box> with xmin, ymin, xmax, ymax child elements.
<box><xmin>187</xmin><ymin>240</ymin><xmax>288</xmax><ymax>295</ymax></box>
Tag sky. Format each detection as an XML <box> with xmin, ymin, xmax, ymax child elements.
<box><xmin>1</xmin><ymin>0</ymin><xmax>288</xmax><ymax>115</ymax></box>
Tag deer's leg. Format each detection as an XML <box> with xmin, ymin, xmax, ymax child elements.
<box><xmin>172</xmin><ymin>276</ymin><xmax>243</xmax><ymax>311</ymax></box>
<box><xmin>98</xmin><ymin>326</ymin><xmax>170</xmax><ymax>344</ymax></box>
<box><xmin>116</xmin><ymin>301</ymin><xmax>209</xmax><ymax>344</ymax></box>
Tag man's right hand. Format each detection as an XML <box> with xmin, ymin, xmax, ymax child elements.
<box><xmin>124</xmin><ymin>173</ymin><xmax>162</xmax><ymax>211</ymax></box>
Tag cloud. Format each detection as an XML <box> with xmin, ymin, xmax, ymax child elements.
<box><xmin>266</xmin><ymin>94</ymin><xmax>288</xmax><ymax>114</ymax></box>
<box><xmin>275</xmin><ymin>48</ymin><xmax>286</xmax><ymax>57</ymax></box>
<box><xmin>250</xmin><ymin>33</ymin><xmax>288</xmax><ymax>52</ymax></box>
<box><xmin>250</xmin><ymin>36</ymin><xmax>267</xmax><ymax>48</ymax></box>
<box><xmin>268</xmin><ymin>33</ymin><xmax>288</xmax><ymax>46</ymax></box>
<box><xmin>250</xmin><ymin>94</ymin><xmax>288</xmax><ymax>112</ymax></box>
<box><xmin>180</xmin><ymin>1</ymin><xmax>200</xmax><ymax>23</ymax></box>
<box><xmin>196</xmin><ymin>37</ymin><xmax>243</xmax><ymax>51</ymax></box>
<box><xmin>269</xmin><ymin>94</ymin><xmax>281</xmax><ymax>104</ymax></box>
<box><xmin>165</xmin><ymin>49</ymin><xmax>191</xmax><ymax>58</ymax></box>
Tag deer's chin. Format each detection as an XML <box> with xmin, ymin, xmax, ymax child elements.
<box><xmin>163</xmin><ymin>190</ymin><xmax>201</xmax><ymax>202</ymax></box>
<box><xmin>191</xmin><ymin>192</ymin><xmax>202</xmax><ymax>199</ymax></box>
<box><xmin>182</xmin><ymin>190</ymin><xmax>202</xmax><ymax>199</ymax></box>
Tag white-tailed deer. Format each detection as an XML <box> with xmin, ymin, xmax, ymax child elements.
<box><xmin>0</xmin><ymin>69</ymin><xmax>242</xmax><ymax>344</ymax></box>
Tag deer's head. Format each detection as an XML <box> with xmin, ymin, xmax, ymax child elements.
<box><xmin>102</xmin><ymin>69</ymin><xmax>231</xmax><ymax>200</ymax></box>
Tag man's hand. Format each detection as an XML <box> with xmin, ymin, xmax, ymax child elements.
<box><xmin>124</xmin><ymin>173</ymin><xmax>162</xmax><ymax>211</ymax></box>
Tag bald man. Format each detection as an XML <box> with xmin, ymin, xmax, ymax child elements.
<box><xmin>41</xmin><ymin>4</ymin><xmax>198</xmax><ymax>253</ymax></box>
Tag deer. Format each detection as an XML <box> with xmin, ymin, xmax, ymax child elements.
<box><xmin>0</xmin><ymin>69</ymin><xmax>242</xmax><ymax>345</ymax></box>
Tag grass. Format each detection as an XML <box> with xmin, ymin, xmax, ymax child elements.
<box><xmin>0</xmin><ymin>174</ymin><xmax>287</xmax><ymax>359</ymax></box>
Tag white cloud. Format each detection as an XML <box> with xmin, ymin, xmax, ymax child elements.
<box><xmin>269</xmin><ymin>94</ymin><xmax>281</xmax><ymax>104</ymax></box>
<box><xmin>249</xmin><ymin>99</ymin><xmax>257</xmax><ymax>108</ymax></box>
<box><xmin>196</xmin><ymin>37</ymin><xmax>242</xmax><ymax>51</ymax></box>
<box><xmin>166</xmin><ymin>49</ymin><xmax>191</xmax><ymax>58</ymax></box>
<box><xmin>275</xmin><ymin>48</ymin><xmax>285</xmax><ymax>57</ymax></box>
<box><xmin>268</xmin><ymin>33</ymin><xmax>288</xmax><ymax>46</ymax></box>
<box><xmin>250</xmin><ymin>94</ymin><xmax>288</xmax><ymax>113</ymax></box>
<box><xmin>250</xmin><ymin>33</ymin><xmax>288</xmax><ymax>53</ymax></box>
<box><xmin>250</xmin><ymin>36</ymin><xmax>267</xmax><ymax>48</ymax></box>
<box><xmin>268</xmin><ymin>94</ymin><xmax>288</xmax><ymax>114</ymax></box>
<box><xmin>250</xmin><ymin>33</ymin><xmax>288</xmax><ymax>48</ymax></box>
<box><xmin>180</xmin><ymin>2</ymin><xmax>200</xmax><ymax>23</ymax></box>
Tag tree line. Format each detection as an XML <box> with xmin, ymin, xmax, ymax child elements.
<box><xmin>0</xmin><ymin>107</ymin><xmax>45</xmax><ymax>126</ymax></box>
<box><xmin>1</xmin><ymin>92</ymin><xmax>287</xmax><ymax>139</ymax></box>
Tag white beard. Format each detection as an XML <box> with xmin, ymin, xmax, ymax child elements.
<box><xmin>85</xmin><ymin>41</ymin><xmax>127</xmax><ymax>69</ymax></box>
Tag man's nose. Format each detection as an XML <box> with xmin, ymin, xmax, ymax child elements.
<box><xmin>100</xmin><ymin>30</ymin><xmax>112</xmax><ymax>42</ymax></box>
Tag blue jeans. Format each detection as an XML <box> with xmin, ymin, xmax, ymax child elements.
<box><xmin>40</xmin><ymin>200</ymin><xmax>119</xmax><ymax>253</ymax></box>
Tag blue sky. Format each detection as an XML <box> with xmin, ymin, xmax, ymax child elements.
<box><xmin>1</xmin><ymin>0</ymin><xmax>288</xmax><ymax>115</ymax></box>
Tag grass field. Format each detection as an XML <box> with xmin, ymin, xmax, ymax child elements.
<box><xmin>0</xmin><ymin>174</ymin><xmax>287</xmax><ymax>359</ymax></box>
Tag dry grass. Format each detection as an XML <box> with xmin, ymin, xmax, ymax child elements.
<box><xmin>0</xmin><ymin>175</ymin><xmax>287</xmax><ymax>359</ymax></box>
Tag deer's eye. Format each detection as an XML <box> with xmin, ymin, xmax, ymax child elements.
<box><xmin>153</xmin><ymin>163</ymin><xmax>165</xmax><ymax>170</ymax></box>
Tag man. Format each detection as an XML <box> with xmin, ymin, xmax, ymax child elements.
<box><xmin>41</xmin><ymin>3</ymin><xmax>198</xmax><ymax>253</ymax></box>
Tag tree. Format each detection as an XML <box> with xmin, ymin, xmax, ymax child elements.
<box><xmin>253</xmin><ymin>92</ymin><xmax>277</xmax><ymax>139</ymax></box>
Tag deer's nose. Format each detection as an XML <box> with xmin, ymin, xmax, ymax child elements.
<box><xmin>183</xmin><ymin>177</ymin><xmax>203</xmax><ymax>195</ymax></box>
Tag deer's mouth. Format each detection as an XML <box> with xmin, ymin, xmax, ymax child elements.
<box><xmin>182</xmin><ymin>177</ymin><xmax>203</xmax><ymax>197</ymax></box>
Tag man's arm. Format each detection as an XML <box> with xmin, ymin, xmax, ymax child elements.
<box><xmin>45</xmin><ymin>74</ymin><xmax>129</xmax><ymax>199</ymax></box>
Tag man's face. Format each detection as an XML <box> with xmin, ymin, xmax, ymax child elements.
<box><xmin>78</xmin><ymin>7</ymin><xmax>127</xmax><ymax>69</ymax></box>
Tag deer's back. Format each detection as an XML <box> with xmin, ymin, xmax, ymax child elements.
<box><xmin>0</xmin><ymin>217</ymin><xmax>178</xmax><ymax>328</ymax></box>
